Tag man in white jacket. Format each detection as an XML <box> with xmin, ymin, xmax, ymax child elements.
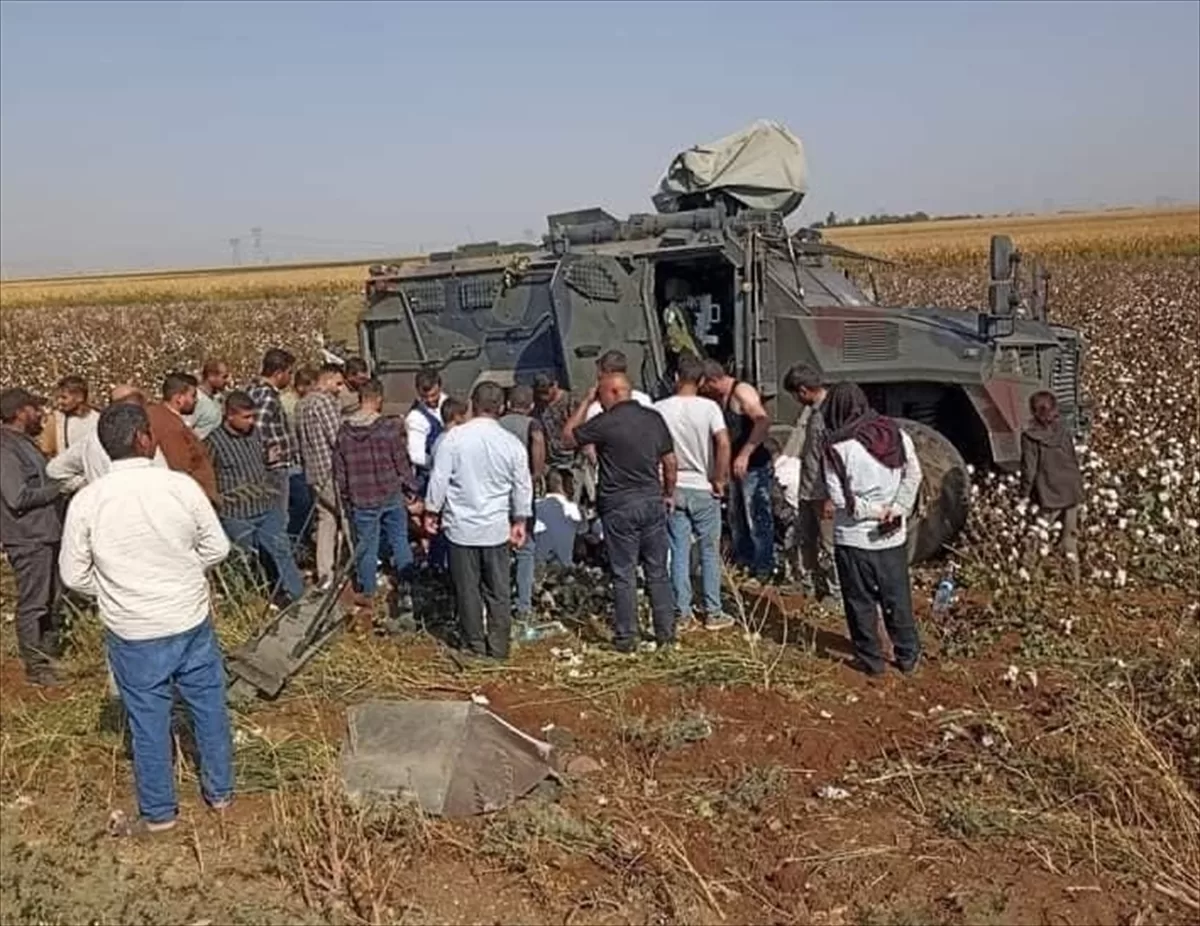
<box><xmin>47</xmin><ymin>385</ymin><xmax>167</xmax><ymax>487</ymax></box>
<box><xmin>59</xmin><ymin>402</ymin><xmax>233</xmax><ymax>835</ymax></box>
<box><xmin>821</xmin><ymin>383</ymin><xmax>923</xmax><ymax>677</ymax></box>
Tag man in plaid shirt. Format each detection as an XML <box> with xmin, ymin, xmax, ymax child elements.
<box><xmin>297</xmin><ymin>364</ymin><xmax>346</xmax><ymax>589</ymax></box>
<box><xmin>334</xmin><ymin>379</ymin><xmax>419</xmax><ymax>615</ymax></box>
<box><xmin>248</xmin><ymin>348</ymin><xmax>297</xmax><ymax>526</ymax></box>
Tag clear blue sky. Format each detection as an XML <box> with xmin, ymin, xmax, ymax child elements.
<box><xmin>2</xmin><ymin>0</ymin><xmax>1197</xmax><ymax>275</ymax></box>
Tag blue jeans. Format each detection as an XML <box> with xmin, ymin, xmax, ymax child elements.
<box><xmin>351</xmin><ymin>501</ymin><xmax>414</xmax><ymax>595</ymax></box>
<box><xmin>513</xmin><ymin>518</ymin><xmax>535</xmax><ymax>617</ymax></box>
<box><xmin>730</xmin><ymin>464</ymin><xmax>775</xmax><ymax>576</ymax></box>
<box><xmin>221</xmin><ymin>508</ymin><xmax>306</xmax><ymax>602</ymax></box>
<box><xmin>287</xmin><ymin>469</ymin><xmax>314</xmax><ymax>547</ymax></box>
<box><xmin>106</xmin><ymin>618</ymin><xmax>234</xmax><ymax>823</ymax></box>
<box><xmin>667</xmin><ymin>487</ymin><xmax>723</xmax><ymax>618</ymax></box>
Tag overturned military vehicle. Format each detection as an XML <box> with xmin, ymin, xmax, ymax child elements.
<box><xmin>354</xmin><ymin>120</ymin><xmax>1090</xmax><ymax>561</ymax></box>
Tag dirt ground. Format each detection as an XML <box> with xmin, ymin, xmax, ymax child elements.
<box><xmin>1</xmin><ymin>575</ymin><xmax>1195</xmax><ymax>926</ymax></box>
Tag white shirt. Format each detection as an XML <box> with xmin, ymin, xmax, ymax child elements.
<box><xmin>59</xmin><ymin>459</ymin><xmax>230</xmax><ymax>641</ymax></box>
<box><xmin>405</xmin><ymin>393</ymin><xmax>449</xmax><ymax>469</ymax></box>
<box><xmin>534</xmin><ymin>493</ymin><xmax>584</xmax><ymax>565</ymax></box>
<box><xmin>188</xmin><ymin>389</ymin><xmax>224</xmax><ymax>439</ymax></box>
<box><xmin>773</xmin><ymin>454</ymin><xmax>801</xmax><ymax>509</ymax></box>
<box><xmin>823</xmin><ymin>431</ymin><xmax>922</xmax><ymax>550</ymax></box>
<box><xmin>47</xmin><ymin>429</ymin><xmax>168</xmax><ymax>486</ymax></box>
<box><xmin>426</xmin><ymin>416</ymin><xmax>534</xmax><ymax>547</ymax></box>
<box><xmin>585</xmin><ymin>389</ymin><xmax>654</xmax><ymax>421</ymax></box>
<box><xmin>653</xmin><ymin>394</ymin><xmax>726</xmax><ymax>492</ymax></box>
<box><xmin>45</xmin><ymin>410</ymin><xmax>100</xmax><ymax>493</ymax></box>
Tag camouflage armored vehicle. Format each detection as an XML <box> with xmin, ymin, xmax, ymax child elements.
<box><xmin>352</xmin><ymin>121</ymin><xmax>1090</xmax><ymax>561</ymax></box>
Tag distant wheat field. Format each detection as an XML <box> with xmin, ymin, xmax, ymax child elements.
<box><xmin>1</xmin><ymin>206</ymin><xmax>1195</xmax><ymax>310</ymax></box>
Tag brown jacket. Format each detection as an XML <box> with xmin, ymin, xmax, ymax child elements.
<box><xmin>1019</xmin><ymin>420</ymin><xmax>1083</xmax><ymax>510</ymax></box>
<box><xmin>146</xmin><ymin>403</ymin><xmax>219</xmax><ymax>501</ymax></box>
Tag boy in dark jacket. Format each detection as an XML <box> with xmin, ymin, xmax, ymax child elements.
<box><xmin>1019</xmin><ymin>391</ymin><xmax>1084</xmax><ymax>582</ymax></box>
<box><xmin>334</xmin><ymin>379</ymin><xmax>419</xmax><ymax>612</ymax></box>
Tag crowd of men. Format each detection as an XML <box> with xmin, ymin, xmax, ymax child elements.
<box><xmin>0</xmin><ymin>341</ymin><xmax>1085</xmax><ymax>834</ymax></box>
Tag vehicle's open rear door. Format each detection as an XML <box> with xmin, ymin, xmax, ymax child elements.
<box><xmin>550</xmin><ymin>253</ymin><xmax>663</xmax><ymax>394</ymax></box>
<box><xmin>741</xmin><ymin>230</ymin><xmax>777</xmax><ymax>399</ymax></box>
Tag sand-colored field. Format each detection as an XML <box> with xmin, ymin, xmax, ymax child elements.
<box><xmin>1</xmin><ymin>206</ymin><xmax>1195</xmax><ymax>310</ymax></box>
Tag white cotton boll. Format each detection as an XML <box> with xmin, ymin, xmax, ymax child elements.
<box><xmin>1115</xmin><ymin>569</ymin><xmax>1127</xmax><ymax>588</ymax></box>
<box><xmin>1018</xmin><ymin>567</ymin><xmax>1031</xmax><ymax>581</ymax></box>
<box><xmin>1185</xmin><ymin>519</ymin><xmax>1199</xmax><ymax>531</ymax></box>
<box><xmin>1117</xmin><ymin>518</ymin><xmax>1128</xmax><ymax>531</ymax></box>
<box><xmin>1162</xmin><ymin>508</ymin><xmax>1173</xmax><ymax>522</ymax></box>
<box><xmin>1158</xmin><ymin>491</ymin><xmax>1171</xmax><ymax>503</ymax></box>
<box><xmin>1137</xmin><ymin>467</ymin><xmax>1149</xmax><ymax>478</ymax></box>
<box><xmin>1039</xmin><ymin>545</ymin><xmax>1050</xmax><ymax>558</ymax></box>
<box><xmin>1134</xmin><ymin>529</ymin><xmax>1146</xmax><ymax>540</ymax></box>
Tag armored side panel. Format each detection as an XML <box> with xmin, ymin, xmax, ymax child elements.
<box><xmin>362</xmin><ymin>256</ymin><xmax>564</xmax><ymax>410</ymax></box>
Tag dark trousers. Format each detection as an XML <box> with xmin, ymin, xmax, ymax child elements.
<box><xmin>833</xmin><ymin>543</ymin><xmax>920</xmax><ymax>673</ymax></box>
<box><xmin>448</xmin><ymin>541</ymin><xmax>512</xmax><ymax>659</ymax></box>
<box><xmin>6</xmin><ymin>543</ymin><xmax>62</xmax><ymax>670</ymax></box>
<box><xmin>601</xmin><ymin>497</ymin><xmax>675</xmax><ymax>650</ymax></box>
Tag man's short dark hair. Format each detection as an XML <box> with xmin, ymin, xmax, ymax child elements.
<box><xmin>0</xmin><ymin>387</ymin><xmax>43</xmax><ymax>423</ymax></box>
<box><xmin>200</xmin><ymin>358</ymin><xmax>226</xmax><ymax>377</ymax></box>
<box><xmin>1030</xmin><ymin>390</ymin><xmax>1057</xmax><ymax>414</ymax></box>
<box><xmin>318</xmin><ymin>362</ymin><xmax>344</xmax><ymax>378</ymax></box>
<box><xmin>441</xmin><ymin>397</ymin><xmax>467</xmax><ymax>425</ymax></box>
<box><xmin>596</xmin><ymin>350</ymin><xmax>628</xmax><ymax>375</ymax></box>
<box><xmin>359</xmin><ymin>378</ymin><xmax>384</xmax><ymax>401</ymax></box>
<box><xmin>763</xmin><ymin>436</ymin><xmax>782</xmax><ymax>457</ymax></box>
<box><xmin>293</xmin><ymin>365</ymin><xmax>318</xmax><ymax>389</ymax></box>
<box><xmin>546</xmin><ymin>470</ymin><xmax>565</xmax><ymax>495</ymax></box>
<box><xmin>261</xmin><ymin>348</ymin><xmax>295</xmax><ymax>377</ymax></box>
<box><xmin>56</xmin><ymin>375</ymin><xmax>89</xmax><ymax>399</ymax></box>
<box><xmin>471</xmin><ymin>381</ymin><xmax>505</xmax><ymax>416</ymax></box>
<box><xmin>162</xmin><ymin>372</ymin><xmax>198</xmax><ymax>402</ymax></box>
<box><xmin>506</xmin><ymin>384</ymin><xmax>534</xmax><ymax>411</ymax></box>
<box><xmin>225</xmin><ymin>390</ymin><xmax>256</xmax><ymax>414</ymax></box>
<box><xmin>782</xmin><ymin>364</ymin><xmax>821</xmax><ymax>394</ymax></box>
<box><xmin>97</xmin><ymin>403</ymin><xmax>151</xmax><ymax>462</ymax></box>
<box><xmin>533</xmin><ymin>373</ymin><xmax>558</xmax><ymax>399</ymax></box>
<box><xmin>701</xmin><ymin>358</ymin><xmax>727</xmax><ymax>381</ymax></box>
<box><xmin>415</xmin><ymin>369</ymin><xmax>441</xmax><ymax>393</ymax></box>
<box><xmin>676</xmin><ymin>353</ymin><xmax>705</xmax><ymax>385</ymax></box>
<box><xmin>344</xmin><ymin>357</ymin><xmax>368</xmax><ymax>378</ymax></box>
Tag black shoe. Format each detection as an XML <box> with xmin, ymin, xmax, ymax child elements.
<box><xmin>849</xmin><ymin>657</ymin><xmax>886</xmax><ymax>677</ymax></box>
<box><xmin>612</xmin><ymin>641</ymin><xmax>637</xmax><ymax>656</ymax></box>
<box><xmin>27</xmin><ymin>665</ymin><xmax>64</xmax><ymax>688</ymax></box>
<box><xmin>896</xmin><ymin>658</ymin><xmax>921</xmax><ymax>676</ymax></box>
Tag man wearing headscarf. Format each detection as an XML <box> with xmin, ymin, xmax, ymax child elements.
<box><xmin>821</xmin><ymin>383</ymin><xmax>923</xmax><ymax>676</ymax></box>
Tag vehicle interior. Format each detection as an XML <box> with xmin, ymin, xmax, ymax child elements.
<box><xmin>651</xmin><ymin>254</ymin><xmax>739</xmax><ymax>375</ymax></box>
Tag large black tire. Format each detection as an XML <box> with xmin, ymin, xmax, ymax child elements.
<box><xmin>896</xmin><ymin>418</ymin><xmax>971</xmax><ymax>563</ymax></box>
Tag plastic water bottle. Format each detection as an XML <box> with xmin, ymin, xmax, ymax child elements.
<box><xmin>932</xmin><ymin>569</ymin><xmax>956</xmax><ymax>617</ymax></box>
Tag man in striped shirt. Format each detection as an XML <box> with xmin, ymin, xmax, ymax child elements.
<box><xmin>247</xmin><ymin>349</ymin><xmax>297</xmax><ymax>526</ymax></box>
<box><xmin>205</xmin><ymin>391</ymin><xmax>305</xmax><ymax>605</ymax></box>
<box><xmin>297</xmin><ymin>364</ymin><xmax>346</xmax><ymax>589</ymax></box>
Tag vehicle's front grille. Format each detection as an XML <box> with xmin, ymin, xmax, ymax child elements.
<box><xmin>1051</xmin><ymin>340</ymin><xmax>1078</xmax><ymax>408</ymax></box>
<box><xmin>841</xmin><ymin>320</ymin><xmax>899</xmax><ymax>363</ymax></box>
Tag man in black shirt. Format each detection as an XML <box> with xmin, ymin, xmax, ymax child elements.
<box><xmin>564</xmin><ymin>373</ymin><xmax>677</xmax><ymax>652</ymax></box>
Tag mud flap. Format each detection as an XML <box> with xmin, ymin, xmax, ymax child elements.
<box><xmin>227</xmin><ymin>559</ymin><xmax>354</xmax><ymax>701</ymax></box>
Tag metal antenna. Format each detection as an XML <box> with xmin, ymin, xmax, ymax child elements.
<box><xmin>251</xmin><ymin>226</ymin><xmax>264</xmax><ymax>264</ymax></box>
<box><xmin>229</xmin><ymin>237</ymin><xmax>242</xmax><ymax>266</ymax></box>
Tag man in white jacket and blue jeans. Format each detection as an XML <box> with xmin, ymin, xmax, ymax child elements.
<box><xmin>60</xmin><ymin>402</ymin><xmax>234</xmax><ymax>835</ymax></box>
<box><xmin>821</xmin><ymin>383</ymin><xmax>923</xmax><ymax>676</ymax></box>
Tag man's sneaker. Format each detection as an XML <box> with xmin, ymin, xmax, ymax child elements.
<box><xmin>26</xmin><ymin>665</ymin><xmax>63</xmax><ymax>688</ymax></box>
<box><xmin>896</xmin><ymin>657</ymin><xmax>921</xmax><ymax>676</ymax></box>
<box><xmin>703</xmin><ymin>613</ymin><xmax>737</xmax><ymax>632</ymax></box>
<box><xmin>676</xmin><ymin>613</ymin><xmax>701</xmax><ymax>633</ymax></box>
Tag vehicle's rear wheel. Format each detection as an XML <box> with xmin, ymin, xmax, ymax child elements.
<box><xmin>896</xmin><ymin>417</ymin><xmax>971</xmax><ymax>563</ymax></box>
